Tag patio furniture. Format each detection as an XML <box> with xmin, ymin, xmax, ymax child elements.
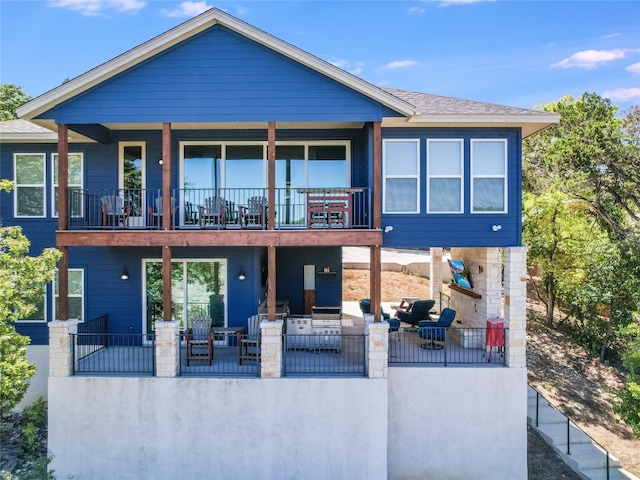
<box><xmin>484</xmin><ymin>317</ymin><xmax>505</xmax><ymax>362</ymax></box>
<box><xmin>358</xmin><ymin>298</ymin><xmax>391</xmax><ymax>320</ymax></box>
<box><xmin>199</xmin><ymin>196</ymin><xmax>226</xmax><ymax>228</ymax></box>
<box><xmin>396</xmin><ymin>299</ymin><xmax>436</xmax><ymax>327</ymax></box>
<box><xmin>417</xmin><ymin>308</ymin><xmax>457</xmax><ymax>350</ymax></box>
<box><xmin>239</xmin><ymin>196</ymin><xmax>267</xmax><ymax>229</ymax></box>
<box><xmin>239</xmin><ymin>314</ymin><xmax>261</xmax><ymax>365</ymax></box>
<box><xmin>100</xmin><ymin>195</ymin><xmax>131</xmax><ymax>227</ymax></box>
<box><xmin>183</xmin><ymin>201</ymin><xmax>198</xmax><ymax>225</ymax></box>
<box><xmin>185</xmin><ymin>315</ymin><xmax>214</xmax><ymax>366</ymax></box>
<box><xmin>148</xmin><ymin>196</ymin><xmax>176</xmax><ymax>228</ymax></box>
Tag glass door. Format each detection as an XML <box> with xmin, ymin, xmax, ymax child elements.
<box><xmin>119</xmin><ymin>142</ymin><xmax>146</xmax><ymax>227</ymax></box>
<box><xmin>144</xmin><ymin>259</ymin><xmax>227</xmax><ymax>334</ymax></box>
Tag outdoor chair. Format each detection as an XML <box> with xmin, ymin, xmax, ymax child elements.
<box><xmin>148</xmin><ymin>196</ymin><xmax>176</xmax><ymax>228</ymax></box>
<box><xmin>359</xmin><ymin>298</ymin><xmax>399</xmax><ymax>339</ymax></box>
<box><xmin>417</xmin><ymin>308</ymin><xmax>457</xmax><ymax>350</ymax></box>
<box><xmin>239</xmin><ymin>314</ymin><xmax>261</xmax><ymax>365</ymax></box>
<box><xmin>199</xmin><ymin>196</ymin><xmax>226</xmax><ymax>229</ymax></box>
<box><xmin>185</xmin><ymin>315</ymin><xmax>214</xmax><ymax>366</ymax></box>
<box><xmin>100</xmin><ymin>194</ymin><xmax>130</xmax><ymax>227</ymax></box>
<box><xmin>396</xmin><ymin>299</ymin><xmax>436</xmax><ymax>327</ymax></box>
<box><xmin>239</xmin><ymin>196</ymin><xmax>267</xmax><ymax>229</ymax></box>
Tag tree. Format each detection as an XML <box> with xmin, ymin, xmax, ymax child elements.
<box><xmin>0</xmin><ymin>84</ymin><xmax>32</xmax><ymax>121</ymax></box>
<box><xmin>524</xmin><ymin>94</ymin><xmax>640</xmax><ymax>241</ymax></box>
<box><xmin>0</xmin><ymin>181</ymin><xmax>61</xmax><ymax>413</ymax></box>
<box><xmin>614</xmin><ymin>322</ymin><xmax>640</xmax><ymax>436</ymax></box>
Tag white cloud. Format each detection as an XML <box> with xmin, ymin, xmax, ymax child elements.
<box><xmin>427</xmin><ymin>0</ymin><xmax>494</xmax><ymax>6</ymax></box>
<box><xmin>160</xmin><ymin>1</ymin><xmax>212</xmax><ymax>18</ymax></box>
<box><xmin>382</xmin><ymin>60</ymin><xmax>418</xmax><ymax>69</ymax></box>
<box><xmin>408</xmin><ymin>6</ymin><xmax>425</xmax><ymax>14</ymax></box>
<box><xmin>49</xmin><ymin>0</ymin><xmax>145</xmax><ymax>16</ymax></box>
<box><xmin>551</xmin><ymin>49</ymin><xmax>627</xmax><ymax>70</ymax></box>
<box><xmin>602</xmin><ymin>87</ymin><xmax>640</xmax><ymax>103</ymax></box>
<box><xmin>626</xmin><ymin>62</ymin><xmax>640</xmax><ymax>76</ymax></box>
<box><xmin>601</xmin><ymin>33</ymin><xmax>621</xmax><ymax>39</ymax></box>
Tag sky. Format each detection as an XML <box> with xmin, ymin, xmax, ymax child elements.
<box><xmin>1</xmin><ymin>0</ymin><xmax>639</xmax><ymax>112</ymax></box>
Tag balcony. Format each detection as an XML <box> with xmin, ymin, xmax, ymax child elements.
<box><xmin>66</xmin><ymin>187</ymin><xmax>372</xmax><ymax>231</ymax></box>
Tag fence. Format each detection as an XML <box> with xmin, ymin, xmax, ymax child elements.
<box><xmin>283</xmin><ymin>334</ymin><xmax>367</xmax><ymax>376</ymax></box>
<box><xmin>72</xmin><ymin>333</ymin><xmax>155</xmax><ymax>375</ymax></box>
<box><xmin>388</xmin><ymin>327</ymin><xmax>507</xmax><ymax>366</ymax></box>
<box><xmin>179</xmin><ymin>331</ymin><xmax>259</xmax><ymax>377</ymax></box>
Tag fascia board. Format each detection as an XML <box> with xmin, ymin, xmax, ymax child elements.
<box><xmin>18</xmin><ymin>8</ymin><xmax>415</xmax><ymax>121</ymax></box>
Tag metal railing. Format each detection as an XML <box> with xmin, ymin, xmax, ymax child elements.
<box><xmin>179</xmin><ymin>331</ymin><xmax>259</xmax><ymax>377</ymax></box>
<box><xmin>72</xmin><ymin>333</ymin><xmax>155</xmax><ymax>375</ymax></box>
<box><xmin>388</xmin><ymin>327</ymin><xmax>507</xmax><ymax>366</ymax></box>
<box><xmin>75</xmin><ymin>314</ymin><xmax>109</xmax><ymax>356</ymax></box>
<box><xmin>67</xmin><ymin>187</ymin><xmax>371</xmax><ymax>230</ymax></box>
<box><xmin>283</xmin><ymin>334</ymin><xmax>366</xmax><ymax>376</ymax></box>
<box><xmin>530</xmin><ymin>386</ymin><xmax>612</xmax><ymax>479</ymax></box>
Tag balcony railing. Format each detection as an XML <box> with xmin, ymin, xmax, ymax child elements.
<box><xmin>67</xmin><ymin>187</ymin><xmax>371</xmax><ymax>230</ymax></box>
<box><xmin>282</xmin><ymin>334</ymin><xmax>367</xmax><ymax>377</ymax></box>
<box><xmin>388</xmin><ymin>327</ymin><xmax>507</xmax><ymax>366</ymax></box>
<box><xmin>72</xmin><ymin>333</ymin><xmax>155</xmax><ymax>375</ymax></box>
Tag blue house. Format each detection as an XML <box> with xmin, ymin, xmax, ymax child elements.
<box><xmin>1</xmin><ymin>8</ymin><xmax>558</xmax><ymax>480</ymax></box>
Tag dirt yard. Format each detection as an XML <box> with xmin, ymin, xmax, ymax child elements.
<box><xmin>343</xmin><ymin>268</ymin><xmax>640</xmax><ymax>477</ymax></box>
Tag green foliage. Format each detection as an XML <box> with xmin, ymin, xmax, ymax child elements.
<box><xmin>0</xmin><ymin>84</ymin><xmax>32</xmax><ymax>121</ymax></box>
<box><xmin>0</xmin><ymin>223</ymin><xmax>60</xmax><ymax>413</ymax></box>
<box><xmin>614</xmin><ymin>323</ymin><xmax>640</xmax><ymax>437</ymax></box>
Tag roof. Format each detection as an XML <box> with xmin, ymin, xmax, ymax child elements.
<box><xmin>14</xmin><ymin>8</ymin><xmax>558</xmax><ymax>138</ymax></box>
<box><xmin>0</xmin><ymin>119</ymin><xmax>91</xmax><ymax>143</ymax></box>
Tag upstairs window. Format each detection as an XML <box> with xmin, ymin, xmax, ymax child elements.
<box><xmin>14</xmin><ymin>153</ymin><xmax>46</xmax><ymax>217</ymax></box>
<box><xmin>471</xmin><ymin>139</ymin><xmax>507</xmax><ymax>213</ymax></box>
<box><xmin>427</xmin><ymin>140</ymin><xmax>464</xmax><ymax>213</ymax></box>
<box><xmin>54</xmin><ymin>269</ymin><xmax>84</xmax><ymax>322</ymax></box>
<box><xmin>383</xmin><ymin>139</ymin><xmax>419</xmax><ymax>214</ymax></box>
<box><xmin>52</xmin><ymin>153</ymin><xmax>84</xmax><ymax>217</ymax></box>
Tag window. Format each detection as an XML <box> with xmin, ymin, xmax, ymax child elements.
<box><xmin>52</xmin><ymin>153</ymin><xmax>84</xmax><ymax>217</ymax></box>
<box><xmin>307</xmin><ymin>145</ymin><xmax>348</xmax><ymax>188</ymax></box>
<box><xmin>14</xmin><ymin>153</ymin><xmax>46</xmax><ymax>217</ymax></box>
<box><xmin>383</xmin><ymin>139</ymin><xmax>419</xmax><ymax>214</ymax></box>
<box><xmin>53</xmin><ymin>269</ymin><xmax>84</xmax><ymax>322</ymax></box>
<box><xmin>471</xmin><ymin>139</ymin><xmax>507</xmax><ymax>213</ymax></box>
<box><xmin>427</xmin><ymin>140</ymin><xmax>464</xmax><ymax>213</ymax></box>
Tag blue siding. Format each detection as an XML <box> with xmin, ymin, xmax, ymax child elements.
<box><xmin>42</xmin><ymin>26</ymin><xmax>400</xmax><ymax>124</ymax></box>
<box><xmin>380</xmin><ymin>127</ymin><xmax>523</xmax><ymax>248</ymax></box>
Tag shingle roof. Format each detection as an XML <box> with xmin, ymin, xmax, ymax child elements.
<box><xmin>382</xmin><ymin>88</ymin><xmax>545</xmax><ymax>116</ymax></box>
<box><xmin>0</xmin><ymin>119</ymin><xmax>55</xmax><ymax>134</ymax></box>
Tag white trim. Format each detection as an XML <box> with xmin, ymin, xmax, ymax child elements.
<box><xmin>15</xmin><ymin>293</ymin><xmax>47</xmax><ymax>323</ymax></box>
<box><xmin>17</xmin><ymin>8</ymin><xmax>414</xmax><ymax>121</ymax></box>
<box><xmin>470</xmin><ymin>139</ymin><xmax>508</xmax><ymax>214</ymax></box>
<box><xmin>382</xmin><ymin>139</ymin><xmax>420</xmax><ymax>214</ymax></box>
<box><xmin>119</xmin><ymin>142</ymin><xmax>147</xmax><ymax>225</ymax></box>
<box><xmin>13</xmin><ymin>152</ymin><xmax>46</xmax><ymax>218</ymax></box>
<box><xmin>51</xmin><ymin>152</ymin><xmax>84</xmax><ymax>218</ymax></box>
<box><xmin>426</xmin><ymin>139</ymin><xmax>464</xmax><ymax>214</ymax></box>
<box><xmin>53</xmin><ymin>268</ymin><xmax>85</xmax><ymax>323</ymax></box>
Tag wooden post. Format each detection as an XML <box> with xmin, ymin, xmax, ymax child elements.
<box><xmin>58</xmin><ymin>246</ymin><xmax>69</xmax><ymax>321</ymax></box>
<box><xmin>163</xmin><ymin>245</ymin><xmax>172</xmax><ymax>321</ymax></box>
<box><xmin>370</xmin><ymin>122</ymin><xmax>382</xmax><ymax>321</ymax></box>
<box><xmin>267</xmin><ymin>122</ymin><xmax>276</xmax><ymax>231</ymax></box>
<box><xmin>57</xmin><ymin>124</ymin><xmax>68</xmax><ymax>231</ymax></box>
<box><xmin>370</xmin><ymin>245</ymin><xmax>381</xmax><ymax>322</ymax></box>
<box><xmin>268</xmin><ymin>245</ymin><xmax>276</xmax><ymax>321</ymax></box>
<box><xmin>162</xmin><ymin>123</ymin><xmax>171</xmax><ymax>230</ymax></box>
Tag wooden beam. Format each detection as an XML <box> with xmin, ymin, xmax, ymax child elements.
<box><xmin>162</xmin><ymin>245</ymin><xmax>172</xmax><ymax>321</ymax></box>
<box><xmin>57</xmin><ymin>124</ymin><xmax>68</xmax><ymax>231</ymax></box>
<box><xmin>162</xmin><ymin>123</ymin><xmax>171</xmax><ymax>231</ymax></box>
<box><xmin>267</xmin><ymin>122</ymin><xmax>276</xmax><ymax>231</ymax></box>
<box><xmin>57</xmin><ymin>246</ymin><xmax>69</xmax><ymax>321</ymax></box>
<box><xmin>373</xmin><ymin>122</ymin><xmax>381</xmax><ymax>230</ymax></box>
<box><xmin>56</xmin><ymin>229</ymin><xmax>383</xmax><ymax>248</ymax></box>
<box><xmin>370</xmin><ymin>245</ymin><xmax>381</xmax><ymax>322</ymax></box>
<box><xmin>268</xmin><ymin>245</ymin><xmax>276</xmax><ymax>321</ymax></box>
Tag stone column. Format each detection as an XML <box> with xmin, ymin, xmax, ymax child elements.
<box><xmin>429</xmin><ymin>247</ymin><xmax>443</xmax><ymax>312</ymax></box>
<box><xmin>49</xmin><ymin>319</ymin><xmax>79</xmax><ymax>377</ymax></box>
<box><xmin>260</xmin><ymin>319</ymin><xmax>283</xmax><ymax>378</ymax></box>
<box><xmin>365</xmin><ymin>319</ymin><xmax>389</xmax><ymax>378</ymax></box>
<box><xmin>155</xmin><ymin>320</ymin><xmax>180</xmax><ymax>377</ymax></box>
<box><xmin>503</xmin><ymin>247</ymin><xmax>528</xmax><ymax>368</ymax></box>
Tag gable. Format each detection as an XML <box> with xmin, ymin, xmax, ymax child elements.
<box><xmin>40</xmin><ymin>25</ymin><xmax>401</xmax><ymax>125</ymax></box>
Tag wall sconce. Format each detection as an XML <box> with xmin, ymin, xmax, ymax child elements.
<box><xmin>492</xmin><ymin>224</ymin><xmax>502</xmax><ymax>232</ymax></box>
<box><xmin>384</xmin><ymin>225</ymin><xmax>394</xmax><ymax>233</ymax></box>
<box><xmin>478</xmin><ymin>265</ymin><xmax>484</xmax><ymax>274</ymax></box>
<box><xmin>238</xmin><ymin>267</ymin><xmax>246</xmax><ymax>281</ymax></box>
<box><xmin>121</xmin><ymin>267</ymin><xmax>129</xmax><ymax>281</ymax></box>
<box><xmin>158</xmin><ymin>159</ymin><xmax>163</xmax><ymax>165</ymax></box>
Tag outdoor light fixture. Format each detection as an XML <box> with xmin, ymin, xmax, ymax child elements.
<box><xmin>238</xmin><ymin>267</ymin><xmax>246</xmax><ymax>281</ymax></box>
<box><xmin>384</xmin><ymin>225</ymin><xmax>394</xmax><ymax>233</ymax></box>
<box><xmin>158</xmin><ymin>158</ymin><xmax>163</xmax><ymax>165</ymax></box>
<box><xmin>492</xmin><ymin>224</ymin><xmax>502</xmax><ymax>232</ymax></box>
<box><xmin>121</xmin><ymin>267</ymin><xmax>129</xmax><ymax>281</ymax></box>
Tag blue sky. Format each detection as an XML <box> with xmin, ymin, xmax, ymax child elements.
<box><xmin>1</xmin><ymin>0</ymin><xmax>639</xmax><ymax>112</ymax></box>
